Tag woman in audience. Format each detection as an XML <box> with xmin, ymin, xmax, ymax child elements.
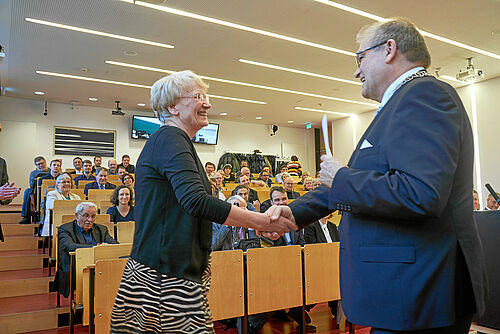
<box><xmin>222</xmin><ymin>163</ymin><xmax>235</xmax><ymax>183</ymax></box>
<box><xmin>121</xmin><ymin>173</ymin><xmax>134</xmax><ymax>187</ymax></box>
<box><xmin>303</xmin><ymin>177</ymin><xmax>314</xmax><ymax>191</ymax></box>
<box><xmin>312</xmin><ymin>178</ymin><xmax>322</xmax><ymax>189</ymax></box>
<box><xmin>297</xmin><ymin>171</ymin><xmax>311</xmax><ymax>184</ymax></box>
<box><xmin>106</xmin><ymin>185</ymin><xmax>134</xmax><ymax>223</ymax></box>
<box><xmin>41</xmin><ymin>173</ymin><xmax>80</xmax><ymax>236</ymax></box>
<box><xmin>110</xmin><ymin>70</ymin><xmax>294</xmax><ymax>333</ymax></box>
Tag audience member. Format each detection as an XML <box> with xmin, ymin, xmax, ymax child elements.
<box><xmin>205</xmin><ymin>162</ymin><xmax>216</xmax><ymax>178</ymax></box>
<box><xmin>257</xmin><ymin>169</ymin><xmax>272</xmax><ymax>187</ymax></box>
<box><xmin>212</xmin><ymin>195</ymin><xmax>256</xmax><ymax>251</ymax></box>
<box><xmin>283</xmin><ymin>176</ymin><xmax>300</xmax><ymax>199</ymax></box>
<box><xmin>106</xmin><ymin>185</ymin><xmax>134</xmax><ymax>223</ymax></box>
<box><xmin>260</xmin><ymin>186</ymin><xmax>286</xmax><ymax>213</ymax></box>
<box><xmin>303</xmin><ymin>177</ymin><xmax>314</xmax><ymax>191</ymax></box>
<box><xmin>73</xmin><ymin>160</ymin><xmax>95</xmax><ymax>187</ymax></box>
<box><xmin>275</xmin><ymin>165</ymin><xmax>289</xmax><ymax>183</ymax></box>
<box><xmin>232</xmin><ymin>185</ymin><xmax>257</xmax><ymax>212</ymax></box>
<box><xmin>54</xmin><ymin>202</ymin><xmax>118</xmax><ymax>297</ymax></box>
<box><xmin>304</xmin><ymin>214</ymin><xmax>340</xmax><ymax>325</ymax></box>
<box><xmin>19</xmin><ymin>156</ymin><xmax>49</xmax><ymax>223</ymax></box>
<box><xmin>237</xmin><ymin>174</ymin><xmax>260</xmax><ymax>205</ymax></box>
<box><xmin>108</xmin><ymin>159</ymin><xmax>118</xmax><ymax>175</ymax></box>
<box><xmin>122</xmin><ymin>173</ymin><xmax>134</xmax><ymax>187</ymax></box>
<box><xmin>486</xmin><ymin>193</ymin><xmax>499</xmax><ymax>210</ymax></box>
<box><xmin>37</xmin><ymin>159</ymin><xmax>62</xmax><ymax>188</ymax></box>
<box><xmin>297</xmin><ymin>171</ymin><xmax>311</xmax><ymax>185</ymax></box>
<box><xmin>117</xmin><ymin>166</ymin><xmax>127</xmax><ymax>180</ymax></box>
<box><xmin>235</xmin><ymin>160</ymin><xmax>254</xmax><ymax>180</ymax></box>
<box><xmin>41</xmin><ymin>173</ymin><xmax>81</xmax><ymax>236</ymax></box>
<box><xmin>70</xmin><ymin>157</ymin><xmax>84</xmax><ymax>175</ymax></box>
<box><xmin>213</xmin><ymin>171</ymin><xmax>226</xmax><ymax>200</ymax></box>
<box><xmin>473</xmin><ymin>190</ymin><xmax>480</xmax><ymax>211</ymax></box>
<box><xmin>261</xmin><ymin>165</ymin><xmax>274</xmax><ymax>178</ymax></box>
<box><xmin>84</xmin><ymin>167</ymin><xmax>116</xmax><ymax>196</ymax></box>
<box><xmin>222</xmin><ymin>164</ymin><xmax>235</xmax><ymax>183</ymax></box>
<box><xmin>241</xmin><ymin>167</ymin><xmax>265</xmax><ymax>186</ymax></box>
<box><xmin>287</xmin><ymin>155</ymin><xmax>302</xmax><ymax>176</ymax></box>
<box><xmin>118</xmin><ymin>154</ymin><xmax>135</xmax><ymax>173</ymax></box>
<box><xmin>315</xmin><ymin>171</ymin><xmax>321</xmax><ymax>179</ymax></box>
<box><xmin>91</xmin><ymin>155</ymin><xmax>102</xmax><ymax>173</ymax></box>
<box><xmin>312</xmin><ymin>178</ymin><xmax>321</xmax><ymax>189</ymax></box>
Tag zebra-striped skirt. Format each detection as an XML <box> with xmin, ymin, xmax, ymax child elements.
<box><xmin>110</xmin><ymin>258</ymin><xmax>214</xmax><ymax>333</ymax></box>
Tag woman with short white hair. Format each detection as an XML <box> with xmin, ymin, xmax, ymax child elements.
<box><xmin>111</xmin><ymin>70</ymin><xmax>295</xmax><ymax>333</ymax></box>
<box><xmin>41</xmin><ymin>173</ymin><xmax>80</xmax><ymax>236</ymax></box>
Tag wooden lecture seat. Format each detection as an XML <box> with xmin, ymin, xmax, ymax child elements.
<box><xmin>116</xmin><ymin>221</ymin><xmax>135</xmax><ymax>244</ymax></box>
<box><xmin>71</xmin><ymin>189</ymin><xmax>85</xmax><ymax>200</ymax></box>
<box><xmin>78</xmin><ymin>180</ymin><xmax>94</xmax><ymax>190</ymax></box>
<box><xmin>303</xmin><ymin>243</ymin><xmax>340</xmax><ymax>305</ymax></box>
<box><xmin>99</xmin><ymin>201</ymin><xmax>113</xmax><ymax>215</ymax></box>
<box><xmin>107</xmin><ymin>175</ymin><xmax>120</xmax><ymax>182</ymax></box>
<box><xmin>87</xmin><ymin>190</ymin><xmax>114</xmax><ymax>209</ymax></box>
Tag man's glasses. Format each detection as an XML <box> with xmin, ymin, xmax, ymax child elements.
<box><xmin>232</xmin><ymin>202</ymin><xmax>240</xmax><ymax>207</ymax></box>
<box><xmin>355</xmin><ymin>40</ymin><xmax>387</xmax><ymax>67</ymax></box>
<box><xmin>181</xmin><ymin>93</ymin><xmax>210</xmax><ymax>103</ymax></box>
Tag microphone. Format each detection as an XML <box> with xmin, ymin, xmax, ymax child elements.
<box><xmin>485</xmin><ymin>184</ymin><xmax>500</xmax><ymax>205</ymax></box>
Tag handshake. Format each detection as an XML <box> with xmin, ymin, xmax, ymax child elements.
<box><xmin>257</xmin><ymin>205</ymin><xmax>298</xmax><ymax>240</ymax></box>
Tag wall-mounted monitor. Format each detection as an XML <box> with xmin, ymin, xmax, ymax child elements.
<box><xmin>131</xmin><ymin>115</ymin><xmax>219</xmax><ymax>145</ymax></box>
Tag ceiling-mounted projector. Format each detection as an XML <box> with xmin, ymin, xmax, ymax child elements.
<box><xmin>112</xmin><ymin>100</ymin><xmax>125</xmax><ymax>116</ymax></box>
<box><xmin>456</xmin><ymin>57</ymin><xmax>484</xmax><ymax>82</ymax></box>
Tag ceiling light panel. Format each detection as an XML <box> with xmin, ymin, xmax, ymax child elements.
<box><xmin>25</xmin><ymin>18</ymin><xmax>174</xmax><ymax>49</ymax></box>
<box><xmin>295</xmin><ymin>106</ymin><xmax>352</xmax><ymax>117</ymax></box>
<box><xmin>105</xmin><ymin>60</ymin><xmax>377</xmax><ymax>107</ymax></box>
<box><xmin>35</xmin><ymin>70</ymin><xmax>266</xmax><ymax>105</ymax></box>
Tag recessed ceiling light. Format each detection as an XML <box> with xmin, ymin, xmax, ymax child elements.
<box><xmin>124</xmin><ymin>50</ymin><xmax>138</xmax><ymax>56</ymax></box>
<box><xmin>238</xmin><ymin>59</ymin><xmax>361</xmax><ymax>86</ymax></box>
<box><xmin>88</xmin><ymin>97</ymin><xmax>98</xmax><ymax>101</ymax></box>
<box><xmin>137</xmin><ymin>103</ymin><xmax>146</xmax><ymax>107</ymax></box>
<box><xmin>35</xmin><ymin>70</ymin><xmax>265</xmax><ymax>105</ymax></box>
<box><xmin>126</xmin><ymin>1</ymin><xmax>354</xmax><ymax>56</ymax></box>
<box><xmin>255</xmin><ymin>116</ymin><xmax>262</xmax><ymax>120</ymax></box>
<box><xmin>219</xmin><ymin>112</ymin><xmax>228</xmax><ymax>116</ymax></box>
<box><xmin>295</xmin><ymin>106</ymin><xmax>353</xmax><ymax>117</ymax></box>
<box><xmin>313</xmin><ymin>0</ymin><xmax>500</xmax><ymax>60</ymax></box>
<box><xmin>288</xmin><ymin>120</ymin><xmax>294</xmax><ymax>123</ymax></box>
<box><xmin>25</xmin><ymin>17</ymin><xmax>174</xmax><ymax>49</ymax></box>
<box><xmin>106</xmin><ymin>60</ymin><xmax>377</xmax><ymax>107</ymax></box>
<box><xmin>34</xmin><ymin>91</ymin><xmax>45</xmax><ymax>95</ymax></box>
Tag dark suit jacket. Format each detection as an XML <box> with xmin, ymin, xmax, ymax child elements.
<box><xmin>273</xmin><ymin>229</ymin><xmax>305</xmax><ymax>247</ymax></box>
<box><xmin>55</xmin><ymin>220</ymin><xmax>118</xmax><ymax>297</ymax></box>
<box><xmin>83</xmin><ymin>181</ymin><xmax>116</xmax><ymax>196</ymax></box>
<box><xmin>289</xmin><ymin>75</ymin><xmax>487</xmax><ymax>330</ymax></box>
<box><xmin>304</xmin><ymin>221</ymin><xmax>339</xmax><ymax>244</ymax></box>
<box><xmin>259</xmin><ymin>199</ymin><xmax>272</xmax><ymax>213</ymax></box>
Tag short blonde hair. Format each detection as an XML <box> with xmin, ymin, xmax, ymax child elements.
<box><xmin>150</xmin><ymin>70</ymin><xmax>209</xmax><ymax>123</ymax></box>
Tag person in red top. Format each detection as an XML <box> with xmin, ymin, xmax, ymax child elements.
<box><xmin>287</xmin><ymin>155</ymin><xmax>302</xmax><ymax>176</ymax></box>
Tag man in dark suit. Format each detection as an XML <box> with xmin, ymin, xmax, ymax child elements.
<box><xmin>283</xmin><ymin>176</ymin><xmax>300</xmax><ymax>200</ymax></box>
<box><xmin>54</xmin><ymin>202</ymin><xmax>117</xmax><ymax>297</ymax></box>
<box><xmin>117</xmin><ymin>154</ymin><xmax>135</xmax><ymax>174</ymax></box>
<box><xmin>270</xmin><ymin>18</ymin><xmax>487</xmax><ymax>333</ymax></box>
<box><xmin>84</xmin><ymin>167</ymin><xmax>116</xmax><ymax>196</ymax></box>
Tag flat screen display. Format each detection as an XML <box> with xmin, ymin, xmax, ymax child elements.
<box><xmin>131</xmin><ymin>115</ymin><xmax>219</xmax><ymax>145</ymax></box>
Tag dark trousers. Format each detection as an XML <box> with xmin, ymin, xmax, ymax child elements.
<box><xmin>370</xmin><ymin>313</ymin><xmax>472</xmax><ymax>334</ymax></box>
<box><xmin>21</xmin><ymin>189</ymin><xmax>31</xmax><ymax>219</ymax></box>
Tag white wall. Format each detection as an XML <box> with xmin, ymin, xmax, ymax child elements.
<box><xmin>330</xmin><ymin>76</ymin><xmax>500</xmax><ymax>208</ymax></box>
<box><xmin>0</xmin><ymin>96</ymin><xmax>314</xmax><ymax>203</ymax></box>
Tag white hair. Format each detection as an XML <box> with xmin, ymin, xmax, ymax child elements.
<box><xmin>75</xmin><ymin>202</ymin><xmax>98</xmax><ymax>216</ymax></box>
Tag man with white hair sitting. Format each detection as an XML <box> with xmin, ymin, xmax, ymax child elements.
<box><xmin>54</xmin><ymin>202</ymin><xmax>118</xmax><ymax>297</ymax></box>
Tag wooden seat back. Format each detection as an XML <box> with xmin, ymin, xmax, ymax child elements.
<box><xmin>87</xmin><ymin>190</ymin><xmax>114</xmax><ymax>209</ymax></box>
<box><xmin>94</xmin><ymin>258</ymin><xmax>128</xmax><ymax>333</ymax></box>
<box><xmin>78</xmin><ymin>180</ymin><xmax>94</xmax><ymax>190</ymax></box>
<box><xmin>246</xmin><ymin>245</ymin><xmax>302</xmax><ymax>314</ymax></box>
<box><xmin>116</xmin><ymin>221</ymin><xmax>135</xmax><ymax>243</ymax></box>
<box><xmin>256</xmin><ymin>190</ymin><xmax>270</xmax><ymax>202</ymax></box>
<box><xmin>208</xmin><ymin>250</ymin><xmax>245</xmax><ymax>321</ymax></box>
<box><xmin>71</xmin><ymin>189</ymin><xmax>85</xmax><ymax>200</ymax></box>
<box><xmin>99</xmin><ymin>201</ymin><xmax>113</xmax><ymax>215</ymax></box>
<box><xmin>225</xmin><ymin>183</ymin><xmax>238</xmax><ymax>191</ymax></box>
<box><xmin>109</xmin><ymin>181</ymin><xmax>123</xmax><ymax>188</ymax></box>
<box><xmin>303</xmin><ymin>243</ymin><xmax>340</xmax><ymax>305</ymax></box>
<box><xmin>107</xmin><ymin>175</ymin><xmax>120</xmax><ymax>182</ymax></box>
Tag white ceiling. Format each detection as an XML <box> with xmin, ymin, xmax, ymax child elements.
<box><xmin>1</xmin><ymin>0</ymin><xmax>499</xmax><ymax>127</ymax></box>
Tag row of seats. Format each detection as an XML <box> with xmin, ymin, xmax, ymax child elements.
<box><xmin>69</xmin><ymin>242</ymin><xmax>340</xmax><ymax>333</ymax></box>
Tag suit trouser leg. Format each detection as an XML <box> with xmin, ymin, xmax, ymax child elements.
<box><xmin>21</xmin><ymin>189</ymin><xmax>31</xmax><ymax>219</ymax></box>
<box><xmin>370</xmin><ymin>313</ymin><xmax>472</xmax><ymax>334</ymax></box>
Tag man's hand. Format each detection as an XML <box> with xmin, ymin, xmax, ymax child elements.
<box><xmin>257</xmin><ymin>205</ymin><xmax>298</xmax><ymax>240</ymax></box>
<box><xmin>251</xmin><ymin>180</ymin><xmax>266</xmax><ymax>187</ymax></box>
<box><xmin>0</xmin><ymin>183</ymin><xmax>21</xmax><ymax>201</ymax></box>
<box><xmin>319</xmin><ymin>155</ymin><xmax>344</xmax><ymax>188</ymax></box>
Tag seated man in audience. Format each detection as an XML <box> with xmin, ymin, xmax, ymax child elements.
<box><xmin>232</xmin><ymin>185</ymin><xmax>257</xmax><ymax>212</ymax></box>
<box><xmin>107</xmin><ymin>159</ymin><xmax>118</xmax><ymax>175</ymax></box>
<box><xmin>241</xmin><ymin>167</ymin><xmax>265</xmax><ymax>187</ymax></box>
<box><xmin>257</xmin><ymin>169</ymin><xmax>272</xmax><ymax>187</ymax></box>
<box><xmin>212</xmin><ymin>195</ymin><xmax>256</xmax><ymax>251</ymax></box>
<box><xmin>222</xmin><ymin>164</ymin><xmax>235</xmax><ymax>183</ymax></box>
<box><xmin>19</xmin><ymin>156</ymin><xmax>49</xmax><ymax>224</ymax></box>
<box><xmin>118</xmin><ymin>154</ymin><xmax>135</xmax><ymax>173</ymax></box>
<box><xmin>73</xmin><ymin>160</ymin><xmax>95</xmax><ymax>187</ymax></box>
<box><xmin>237</xmin><ymin>174</ymin><xmax>260</xmax><ymax>206</ymax></box>
<box><xmin>213</xmin><ymin>171</ymin><xmax>226</xmax><ymax>200</ymax></box>
<box><xmin>235</xmin><ymin>160</ymin><xmax>254</xmax><ymax>180</ymax></box>
<box><xmin>304</xmin><ymin>214</ymin><xmax>340</xmax><ymax>325</ymax></box>
<box><xmin>283</xmin><ymin>176</ymin><xmax>300</xmax><ymax>199</ymax></box>
<box><xmin>84</xmin><ymin>167</ymin><xmax>116</xmax><ymax>196</ymax></box>
<box><xmin>117</xmin><ymin>166</ymin><xmax>127</xmax><ymax>181</ymax></box>
<box><xmin>262</xmin><ymin>165</ymin><xmax>274</xmax><ymax>178</ymax></box>
<box><xmin>37</xmin><ymin>159</ymin><xmax>62</xmax><ymax>188</ymax></box>
<box><xmin>274</xmin><ymin>165</ymin><xmax>289</xmax><ymax>183</ymax></box>
<box><xmin>486</xmin><ymin>193</ymin><xmax>500</xmax><ymax>210</ymax></box>
<box><xmin>54</xmin><ymin>202</ymin><xmax>118</xmax><ymax>297</ymax></box>
<box><xmin>69</xmin><ymin>157</ymin><xmax>84</xmax><ymax>175</ymax></box>
<box><xmin>259</xmin><ymin>186</ymin><xmax>286</xmax><ymax>213</ymax></box>
<box><xmin>91</xmin><ymin>155</ymin><xmax>102</xmax><ymax>174</ymax></box>
<box><xmin>205</xmin><ymin>161</ymin><xmax>216</xmax><ymax>178</ymax></box>
<box><xmin>473</xmin><ymin>190</ymin><xmax>480</xmax><ymax>210</ymax></box>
